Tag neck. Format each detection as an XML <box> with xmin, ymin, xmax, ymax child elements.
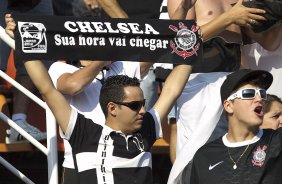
<box><xmin>227</xmin><ymin>124</ymin><xmax>260</xmax><ymax>143</ymax></box>
<box><xmin>105</xmin><ymin>119</ymin><xmax>129</xmax><ymax>136</ymax></box>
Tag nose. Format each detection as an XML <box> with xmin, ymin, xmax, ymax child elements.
<box><xmin>139</xmin><ymin>105</ymin><xmax>146</xmax><ymax>114</ymax></box>
<box><xmin>278</xmin><ymin>116</ymin><xmax>282</xmax><ymax>127</ymax></box>
<box><xmin>254</xmin><ymin>93</ymin><xmax>263</xmax><ymax>102</ymax></box>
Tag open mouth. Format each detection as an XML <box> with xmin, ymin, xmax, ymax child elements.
<box><xmin>254</xmin><ymin>106</ymin><xmax>264</xmax><ymax>117</ymax></box>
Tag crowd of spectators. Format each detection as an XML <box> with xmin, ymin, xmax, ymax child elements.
<box><xmin>1</xmin><ymin>0</ymin><xmax>282</xmax><ymax>184</ymax></box>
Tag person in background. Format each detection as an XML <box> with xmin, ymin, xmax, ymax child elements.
<box><xmin>241</xmin><ymin>26</ymin><xmax>282</xmax><ymax>100</ymax></box>
<box><xmin>261</xmin><ymin>94</ymin><xmax>282</xmax><ymax>130</ymax></box>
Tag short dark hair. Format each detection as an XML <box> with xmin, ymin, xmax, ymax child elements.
<box><xmin>99</xmin><ymin>75</ymin><xmax>140</xmax><ymax>117</ymax></box>
<box><xmin>265</xmin><ymin>94</ymin><xmax>282</xmax><ymax>113</ymax></box>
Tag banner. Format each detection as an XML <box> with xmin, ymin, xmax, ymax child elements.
<box><xmin>13</xmin><ymin>13</ymin><xmax>202</xmax><ymax>65</ymax></box>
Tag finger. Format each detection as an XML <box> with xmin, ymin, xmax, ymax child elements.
<box><xmin>250</xmin><ymin>14</ymin><xmax>267</xmax><ymax>21</ymax></box>
<box><xmin>6</xmin><ymin>20</ymin><xmax>16</xmax><ymax>27</ymax></box>
<box><xmin>5</xmin><ymin>14</ymin><xmax>12</xmax><ymax>19</ymax></box>
<box><xmin>5</xmin><ymin>17</ymin><xmax>13</xmax><ymax>24</ymax></box>
<box><xmin>248</xmin><ymin>19</ymin><xmax>256</xmax><ymax>25</ymax></box>
<box><xmin>235</xmin><ymin>0</ymin><xmax>244</xmax><ymax>6</ymax></box>
<box><xmin>85</xmin><ymin>4</ymin><xmax>91</xmax><ymax>10</ymax></box>
<box><xmin>248</xmin><ymin>7</ymin><xmax>266</xmax><ymax>14</ymax></box>
<box><xmin>93</xmin><ymin>4</ymin><xmax>99</xmax><ymax>9</ymax></box>
<box><xmin>246</xmin><ymin>23</ymin><xmax>252</xmax><ymax>29</ymax></box>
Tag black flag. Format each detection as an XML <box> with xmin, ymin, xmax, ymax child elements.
<box><xmin>13</xmin><ymin>13</ymin><xmax>202</xmax><ymax>65</ymax></box>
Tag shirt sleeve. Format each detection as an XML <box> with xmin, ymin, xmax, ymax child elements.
<box><xmin>48</xmin><ymin>61</ymin><xmax>79</xmax><ymax>88</ymax></box>
<box><xmin>59</xmin><ymin>107</ymin><xmax>78</xmax><ymax>140</ymax></box>
<box><xmin>139</xmin><ymin>109</ymin><xmax>162</xmax><ymax>149</ymax></box>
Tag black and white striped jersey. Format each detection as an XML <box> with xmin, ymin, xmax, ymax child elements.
<box><xmin>190</xmin><ymin>129</ymin><xmax>282</xmax><ymax>184</ymax></box>
<box><xmin>62</xmin><ymin>108</ymin><xmax>162</xmax><ymax>184</ymax></box>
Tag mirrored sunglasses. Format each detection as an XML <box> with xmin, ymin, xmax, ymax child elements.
<box><xmin>114</xmin><ymin>99</ymin><xmax>146</xmax><ymax>111</ymax></box>
<box><xmin>227</xmin><ymin>88</ymin><xmax>267</xmax><ymax>101</ymax></box>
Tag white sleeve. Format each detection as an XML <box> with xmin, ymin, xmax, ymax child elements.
<box><xmin>59</xmin><ymin>108</ymin><xmax>78</xmax><ymax>140</ymax></box>
<box><xmin>148</xmin><ymin>109</ymin><xmax>163</xmax><ymax>139</ymax></box>
<box><xmin>48</xmin><ymin>62</ymin><xmax>79</xmax><ymax>88</ymax></box>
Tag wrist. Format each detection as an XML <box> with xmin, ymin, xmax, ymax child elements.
<box><xmin>181</xmin><ymin>1</ymin><xmax>190</xmax><ymax>12</ymax></box>
<box><xmin>219</xmin><ymin>12</ymin><xmax>233</xmax><ymax>27</ymax></box>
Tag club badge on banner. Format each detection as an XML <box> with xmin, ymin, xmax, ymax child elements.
<box><xmin>13</xmin><ymin>13</ymin><xmax>202</xmax><ymax>65</ymax></box>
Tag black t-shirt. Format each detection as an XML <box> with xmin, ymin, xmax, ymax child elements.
<box><xmin>191</xmin><ymin>129</ymin><xmax>282</xmax><ymax>184</ymax></box>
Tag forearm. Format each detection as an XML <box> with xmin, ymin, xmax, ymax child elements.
<box><xmin>139</xmin><ymin>62</ymin><xmax>153</xmax><ymax>79</ymax></box>
<box><xmin>169</xmin><ymin>2</ymin><xmax>189</xmax><ymax>20</ymax></box>
<box><xmin>97</xmin><ymin>0</ymin><xmax>128</xmax><ymax>18</ymax></box>
<box><xmin>24</xmin><ymin>60</ymin><xmax>71</xmax><ymax>132</ymax></box>
<box><xmin>154</xmin><ymin>64</ymin><xmax>192</xmax><ymax>122</ymax></box>
<box><xmin>168</xmin><ymin>0</ymin><xmax>195</xmax><ymax>20</ymax></box>
<box><xmin>199</xmin><ymin>13</ymin><xmax>233</xmax><ymax>42</ymax></box>
<box><xmin>57</xmin><ymin>60</ymin><xmax>109</xmax><ymax>95</ymax></box>
<box><xmin>24</xmin><ymin>60</ymin><xmax>55</xmax><ymax>96</ymax></box>
<box><xmin>246</xmin><ymin>24</ymin><xmax>282</xmax><ymax>51</ymax></box>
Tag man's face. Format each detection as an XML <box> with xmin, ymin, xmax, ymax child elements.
<box><xmin>115</xmin><ymin>86</ymin><xmax>146</xmax><ymax>134</ymax></box>
<box><xmin>228</xmin><ymin>84</ymin><xmax>265</xmax><ymax>127</ymax></box>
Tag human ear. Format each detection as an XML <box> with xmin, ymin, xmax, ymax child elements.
<box><xmin>224</xmin><ymin>100</ymin><xmax>234</xmax><ymax>114</ymax></box>
<box><xmin>107</xmin><ymin>102</ymin><xmax>118</xmax><ymax>117</ymax></box>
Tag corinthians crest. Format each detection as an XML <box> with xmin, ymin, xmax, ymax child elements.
<box><xmin>252</xmin><ymin>145</ymin><xmax>267</xmax><ymax>167</ymax></box>
<box><xmin>169</xmin><ymin>22</ymin><xmax>200</xmax><ymax>59</ymax></box>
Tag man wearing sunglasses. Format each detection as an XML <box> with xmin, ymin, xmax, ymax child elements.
<box><xmin>48</xmin><ymin>60</ymin><xmax>148</xmax><ymax>184</ymax></box>
<box><xmin>22</xmin><ymin>58</ymin><xmax>191</xmax><ymax>184</ymax></box>
<box><xmin>190</xmin><ymin>69</ymin><xmax>282</xmax><ymax>184</ymax></box>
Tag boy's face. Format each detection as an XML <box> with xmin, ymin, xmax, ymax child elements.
<box><xmin>114</xmin><ymin>86</ymin><xmax>146</xmax><ymax>134</ymax></box>
<box><xmin>226</xmin><ymin>84</ymin><xmax>266</xmax><ymax>128</ymax></box>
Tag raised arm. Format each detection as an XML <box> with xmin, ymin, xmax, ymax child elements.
<box><xmin>24</xmin><ymin>60</ymin><xmax>71</xmax><ymax>132</ymax></box>
<box><xmin>56</xmin><ymin>61</ymin><xmax>111</xmax><ymax>95</ymax></box>
<box><xmin>153</xmin><ymin>64</ymin><xmax>192</xmax><ymax>123</ymax></box>
<box><xmin>244</xmin><ymin>23</ymin><xmax>282</xmax><ymax>51</ymax></box>
<box><xmin>167</xmin><ymin>0</ymin><xmax>266</xmax><ymax>42</ymax></box>
<box><xmin>167</xmin><ymin>0</ymin><xmax>196</xmax><ymax>19</ymax></box>
<box><xmin>199</xmin><ymin>0</ymin><xmax>266</xmax><ymax>42</ymax></box>
<box><xmin>97</xmin><ymin>0</ymin><xmax>128</xmax><ymax>18</ymax></box>
<box><xmin>6</xmin><ymin>14</ymin><xmax>70</xmax><ymax>131</ymax></box>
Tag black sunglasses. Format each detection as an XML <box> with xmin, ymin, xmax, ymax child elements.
<box><xmin>113</xmin><ymin>99</ymin><xmax>146</xmax><ymax>111</ymax></box>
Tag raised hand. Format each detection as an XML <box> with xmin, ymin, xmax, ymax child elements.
<box><xmin>228</xmin><ymin>0</ymin><xmax>266</xmax><ymax>28</ymax></box>
<box><xmin>5</xmin><ymin>14</ymin><xmax>16</xmax><ymax>39</ymax></box>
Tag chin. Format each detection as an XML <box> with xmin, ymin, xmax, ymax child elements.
<box><xmin>133</xmin><ymin>124</ymin><xmax>142</xmax><ymax>132</ymax></box>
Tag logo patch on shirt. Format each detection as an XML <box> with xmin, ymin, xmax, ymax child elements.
<box><xmin>252</xmin><ymin>145</ymin><xmax>267</xmax><ymax>167</ymax></box>
<box><xmin>209</xmin><ymin>161</ymin><xmax>224</xmax><ymax>170</ymax></box>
